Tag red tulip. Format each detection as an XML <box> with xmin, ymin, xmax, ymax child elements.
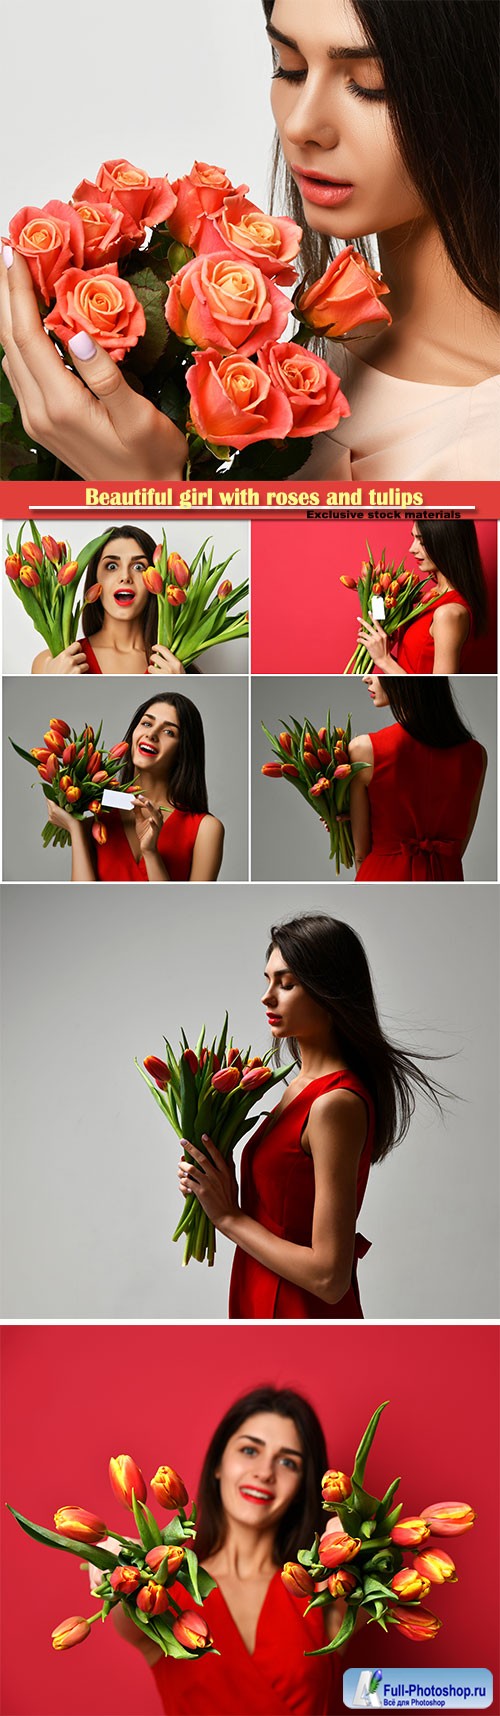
<box><xmin>38</xmin><ymin>754</ymin><xmax>59</xmax><ymax>782</ymax></box>
<box><xmin>391</xmin><ymin>1568</ymin><xmax>430</xmax><ymax>1603</ymax></box>
<box><xmin>281</xmin><ymin>1561</ymin><xmax>315</xmax><ymax>1597</ymax></box>
<box><xmin>167</xmin><ymin>552</ymin><xmax>190</xmax><ymax>589</ymax></box>
<box><xmin>333</xmin><ymin>764</ymin><xmax>352</xmax><ymax>780</ymax></box>
<box><xmin>143</xmin><ymin>1056</ymin><xmax>171</xmax><ymax>1090</ymax></box>
<box><xmin>150</xmin><ymin>1465</ymin><xmax>188</xmax><ymax>1509</ymax></box>
<box><xmin>318</xmin><ymin>1530</ymin><xmax>361</xmax><ymax>1569</ymax></box>
<box><xmin>262</xmin><ymin>763</ymin><xmax>283</xmax><ymax>777</ymax></box>
<box><xmin>420</xmin><ymin>1502</ymin><xmax>476</xmax><ymax>1537</ymax></box>
<box><xmin>303</xmin><ymin>750</ymin><xmax>320</xmax><ymax>771</ymax></box>
<box><xmin>44</xmin><ymin>729</ymin><xmax>65</xmax><ymax>755</ymax></box>
<box><xmin>391</xmin><ymin>1517</ymin><xmax>430</xmax><ymax>1548</ymax></box>
<box><xmin>62</xmin><ymin>743</ymin><xmax>77</xmax><ymax>766</ymax></box>
<box><xmin>282</xmin><ymin>763</ymin><xmax>300</xmax><ymax>778</ymax></box>
<box><xmin>153</xmin><ymin>544</ymin><xmax>163</xmax><ymax>565</ymax></box>
<box><xmin>20</xmin><ymin>566</ymin><xmax>40</xmax><ymax>588</ymax></box>
<box><xmin>309</xmin><ymin>777</ymin><xmax>331</xmax><ymax>797</ymax></box>
<box><xmin>143</xmin><ymin>566</ymin><xmax>163</xmax><ymax>595</ymax></box>
<box><xmin>109</xmin><ymin>1454</ymin><xmax>147</xmax><ymax>1510</ymax></box>
<box><xmin>57</xmin><ymin>561</ymin><xmax>79</xmax><ymax>586</ymax></box>
<box><xmin>379</xmin><ymin>572</ymin><xmax>392</xmax><ymax>592</ymax></box>
<box><xmin>340</xmin><ymin>575</ymin><xmax>357</xmax><ymax>589</ymax></box>
<box><xmin>327</xmin><ymin>1569</ymin><xmax>357</xmax><ymax>1599</ymax></box>
<box><xmin>5</xmin><ymin>553</ymin><xmax>22</xmax><ymax>579</ymax></box>
<box><xmin>145</xmin><ymin>1544</ymin><xmax>185</xmax><ymax>1576</ymax></box>
<box><xmin>41</xmin><ymin>534</ymin><xmax>63</xmax><ymax>563</ymax></box>
<box><xmin>211</xmin><ymin>1066</ymin><xmax>240</xmax><ymax>1093</ymax></box>
<box><xmin>321</xmin><ymin>1470</ymin><xmax>352</xmax><ymax>1505</ymax></box>
<box><xmin>318</xmin><ymin>727</ymin><xmax>328</xmax><ymax>744</ymax></box>
<box><xmin>166</xmin><ymin>584</ymin><xmax>187</xmax><ymax>606</ymax></box>
<box><xmin>90</xmin><ymin>771</ymin><xmax>109</xmax><ymax>784</ymax></box>
<box><xmin>183</xmin><ymin>1048</ymin><xmax>199</xmax><ymax>1077</ymax></box>
<box><xmin>317</xmin><ymin>747</ymin><xmax>332</xmax><ymax>767</ymax></box>
<box><xmin>21</xmin><ymin>541</ymin><xmax>43</xmax><ymax>567</ymax></box>
<box><xmin>54</xmin><ymin>1507</ymin><xmax>106</xmax><ymax>1544</ymax></box>
<box><xmin>52</xmin><ymin>1615</ymin><xmax>91</xmax><ymax>1652</ymax></box>
<box><xmin>84</xmin><ymin>582</ymin><xmax>103</xmax><ymax>604</ymax></box>
<box><xmin>279</xmin><ymin>732</ymin><xmax>293</xmax><ymax>752</ymax></box>
<box><xmin>59</xmin><ymin>775</ymin><xmax>73</xmax><ymax>792</ymax></box>
<box><xmin>91</xmin><ymin>820</ymin><xmax>108</xmax><ymax>845</ymax></box>
<box><xmin>240</xmin><ymin>1065</ymin><xmax>272</xmax><ymax>1089</ymax></box>
<box><xmin>217</xmin><ymin>580</ymin><xmax>233</xmax><ymax>601</ymax></box>
<box><xmin>228</xmin><ymin>1047</ymin><xmax>243</xmax><ymax>1071</ymax></box>
<box><xmin>109</xmin><ymin>1565</ymin><xmax>142</xmax><ymax>1595</ymax></box>
<box><xmin>107</xmin><ymin>741</ymin><xmax>129</xmax><ymax>761</ymax></box>
<box><xmin>413</xmin><ymin>1548</ymin><xmax>457</xmax><ymax>1584</ymax></box>
<box><xmin>31</xmin><ymin>748</ymin><xmax>50</xmax><ymax>763</ymax></box>
<box><xmin>136</xmin><ymin>1580</ymin><xmax>170</xmax><ymax>1616</ymax></box>
<box><xmin>372</xmin><ymin>581</ymin><xmax>381</xmax><ymax>596</ymax></box>
<box><xmin>66</xmin><ymin>785</ymin><xmax>81</xmax><ymax>803</ymax></box>
<box><xmin>88</xmin><ymin>800</ymin><xmax>102</xmax><ymax>815</ymax></box>
<box><xmin>388</xmin><ymin>1605</ymin><xmax>441</xmax><ymax>1642</ymax></box>
<box><xmin>172</xmin><ymin>1611</ymin><xmax>212</xmax><ymax>1652</ymax></box>
<box><xmin>49</xmin><ymin>718</ymin><xmax>71</xmax><ymax>737</ymax></box>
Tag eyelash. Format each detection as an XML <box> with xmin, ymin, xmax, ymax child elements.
<box><xmin>272</xmin><ymin>65</ymin><xmax>386</xmax><ymax>102</ymax></box>
<box><xmin>240</xmin><ymin>1445</ymin><xmax>299</xmax><ymax>1471</ymax></box>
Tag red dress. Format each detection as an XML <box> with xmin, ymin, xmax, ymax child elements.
<box><xmin>356</xmin><ymin>725</ymin><xmax>485</xmax><ymax>882</ymax></box>
<box><xmin>95</xmin><ymin>808</ymin><xmax>206</xmax><ymax>880</ymax></box>
<box><xmin>395</xmin><ymin>591</ymin><xmax>473</xmax><ymax>672</ymax></box>
<box><xmin>151</xmin><ymin>1571</ymin><xmax>342</xmax><ymax>1715</ymax></box>
<box><xmin>79</xmin><ymin>636</ymin><xmax>148</xmax><ymax>674</ymax></box>
<box><xmin>229</xmin><ymin>1072</ymin><xmax>373</xmax><ymax>1320</ymax></box>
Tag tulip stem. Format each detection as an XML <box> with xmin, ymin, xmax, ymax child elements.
<box><xmin>86</xmin><ymin>1608</ymin><xmax>105</xmax><ymax>1625</ymax></box>
<box><xmin>106</xmin><ymin>1529</ymin><xmax>139</xmax><ymax>1550</ymax></box>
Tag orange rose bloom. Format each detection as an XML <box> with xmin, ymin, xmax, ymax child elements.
<box><xmin>44</xmin><ymin>264</ymin><xmax>146</xmax><ymax>361</ymax></box>
<box><xmin>297</xmin><ymin>245</ymin><xmax>391</xmax><ymax>336</ymax></box>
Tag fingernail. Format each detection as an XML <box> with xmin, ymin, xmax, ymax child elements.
<box><xmin>69</xmin><ymin>330</ymin><xmax>97</xmax><ymax>361</ymax></box>
<box><xmin>202</xmin><ymin>1134</ymin><xmax>210</xmax><ymax>1142</ymax></box>
<box><xmin>2</xmin><ymin>244</ymin><xmax>13</xmax><ymax>269</ymax></box>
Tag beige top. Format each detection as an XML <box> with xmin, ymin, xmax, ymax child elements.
<box><xmin>301</xmin><ymin>348</ymin><xmax>500</xmax><ymax>481</ymax></box>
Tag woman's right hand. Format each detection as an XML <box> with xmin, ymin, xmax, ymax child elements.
<box><xmin>33</xmin><ymin>642</ymin><xmax>90</xmax><ymax>675</ymax></box>
<box><xmin>47</xmin><ymin>801</ymin><xmax>79</xmax><ymax>836</ymax></box>
<box><xmin>0</xmin><ymin>250</ymin><xmax>187</xmax><ymax>482</ymax></box>
<box><xmin>147</xmin><ymin>643</ymin><xmax>186</xmax><ymax>675</ymax></box>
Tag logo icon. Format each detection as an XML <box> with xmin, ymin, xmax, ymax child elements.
<box><xmin>351</xmin><ymin>1669</ymin><xmax>383</xmax><ymax>1708</ymax></box>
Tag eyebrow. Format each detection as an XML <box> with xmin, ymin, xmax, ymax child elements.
<box><xmin>264</xmin><ymin>966</ymin><xmax>292</xmax><ymax>979</ymax></box>
<box><xmin>238</xmin><ymin>1434</ymin><xmax>304</xmax><ymax>1459</ymax></box>
<box><xmin>266</xmin><ymin>22</ymin><xmax>377</xmax><ymax>59</ymax></box>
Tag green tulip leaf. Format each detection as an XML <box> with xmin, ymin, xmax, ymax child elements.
<box><xmin>305</xmin><ymin>1602</ymin><xmax>357</xmax><ymax>1656</ymax></box>
<box><xmin>351</xmin><ymin>1402</ymin><xmax>389</xmax><ymax>1491</ymax></box>
<box><xmin>6</xmin><ymin>1505</ymin><xmax>119</xmax><ymax>1570</ymax></box>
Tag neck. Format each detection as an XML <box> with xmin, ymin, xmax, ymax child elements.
<box><xmin>295</xmin><ymin>1038</ymin><xmax>345</xmax><ymax>1080</ymax></box>
<box><xmin>214</xmin><ymin>1521</ymin><xmax>277</xmax><ymax>1578</ymax></box>
<box><xmin>359</xmin><ymin>218</ymin><xmax>499</xmax><ymax>382</ymax></box>
<box><xmin>96</xmin><ymin>615</ymin><xmax>146</xmax><ymax>653</ymax></box>
<box><xmin>133</xmin><ymin>768</ymin><xmax>170</xmax><ymax>806</ymax></box>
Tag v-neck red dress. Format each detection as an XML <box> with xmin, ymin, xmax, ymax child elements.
<box><xmin>395</xmin><ymin>591</ymin><xmax>473</xmax><ymax>673</ymax></box>
<box><xmin>228</xmin><ymin>1072</ymin><xmax>373</xmax><ymax>1321</ymax></box>
<box><xmin>356</xmin><ymin>724</ymin><xmax>485</xmax><ymax>882</ymax></box>
<box><xmin>79</xmin><ymin>636</ymin><xmax>148</xmax><ymax>674</ymax></box>
<box><xmin>95</xmin><ymin>808</ymin><xmax>206</xmax><ymax>880</ymax></box>
<box><xmin>151</xmin><ymin>1570</ymin><xmax>342</xmax><ymax>1714</ymax></box>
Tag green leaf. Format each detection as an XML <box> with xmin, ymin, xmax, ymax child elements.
<box><xmin>305</xmin><ymin>1602</ymin><xmax>357</xmax><ymax>1657</ymax></box>
<box><xmin>6</xmin><ymin>1505</ymin><xmax>119</xmax><ymax>1570</ymax></box>
<box><xmin>351</xmin><ymin>1402</ymin><xmax>389</xmax><ymax>1490</ymax></box>
<box><xmin>9</xmin><ymin>738</ymin><xmax>41</xmax><ymax>769</ymax></box>
<box><xmin>0</xmin><ymin>398</ymin><xmax>14</xmax><ymax>425</ymax></box>
<box><xmin>183</xmin><ymin>1546</ymin><xmax>203</xmax><ymax>1604</ymax></box>
<box><xmin>124</xmin><ymin>267</ymin><xmax>170</xmax><ymax>373</ymax></box>
<box><xmin>161</xmin><ymin>1516</ymin><xmax>188</xmax><ymax>1547</ymax></box>
<box><xmin>131</xmin><ymin>1492</ymin><xmax>156</xmax><ymax>1551</ymax></box>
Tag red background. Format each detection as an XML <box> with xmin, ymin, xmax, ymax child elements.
<box><xmin>251</xmin><ymin>520</ymin><xmax>498</xmax><ymax>673</ymax></box>
<box><xmin>1</xmin><ymin>1324</ymin><xmax>498</xmax><ymax>1715</ymax></box>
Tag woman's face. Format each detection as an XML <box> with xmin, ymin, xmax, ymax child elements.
<box><xmin>131</xmin><ymin>703</ymin><xmax>181</xmax><ymax>775</ymax></box>
<box><xmin>97</xmin><ymin>537</ymin><xmax>150</xmax><ymax>622</ymax></box>
<box><xmin>216</xmin><ymin>1412</ymin><xmax>304</xmax><ymax>1531</ymax></box>
<box><xmin>409</xmin><ymin>525</ymin><xmax>438</xmax><ymax>581</ymax></box>
<box><xmin>363</xmin><ymin>673</ymin><xmax>388</xmax><ymax>707</ymax></box>
<box><xmin>268</xmin><ymin>0</ymin><xmax>425</xmax><ymax>241</ymax></box>
<box><xmin>262</xmin><ymin>945</ymin><xmax>331</xmax><ymax>1046</ymax></box>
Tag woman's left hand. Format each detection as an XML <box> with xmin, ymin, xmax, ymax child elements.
<box><xmin>132</xmin><ymin>796</ymin><xmax>163</xmax><ymax>853</ymax></box>
<box><xmin>178</xmin><ymin>1136</ymin><xmax>239</xmax><ymax>1231</ymax></box>
<box><xmin>147</xmin><ymin>644</ymin><xmax>186</xmax><ymax>675</ymax></box>
<box><xmin>357</xmin><ymin>617</ymin><xmax>392</xmax><ymax>665</ymax></box>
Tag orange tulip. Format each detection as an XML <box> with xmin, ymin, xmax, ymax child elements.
<box><xmin>31</xmin><ymin>748</ymin><xmax>50</xmax><ymax>763</ymax></box>
<box><xmin>143</xmin><ymin>565</ymin><xmax>163</xmax><ymax>595</ymax></box>
<box><xmin>262</xmin><ymin>763</ymin><xmax>283</xmax><ymax>777</ymax></box>
<box><xmin>54</xmin><ymin>1507</ymin><xmax>106</xmax><ymax>1544</ymax></box>
<box><xmin>41</xmin><ymin>534</ymin><xmax>62</xmax><ymax>563</ymax></box>
<box><xmin>44</xmin><ymin>729</ymin><xmax>65</xmax><ymax>755</ymax></box>
<box><xmin>21</xmin><ymin>541</ymin><xmax>44</xmax><ymax>567</ymax></box>
<box><xmin>84</xmin><ymin>582</ymin><xmax>103</xmax><ymax>604</ymax></box>
<box><xmin>52</xmin><ymin>1616</ymin><xmax>91</xmax><ymax>1652</ymax></box>
<box><xmin>5</xmin><ymin>553</ymin><xmax>22</xmax><ymax>579</ymax></box>
<box><xmin>109</xmin><ymin>1454</ymin><xmax>147</xmax><ymax>1509</ymax></box>
<box><xmin>172</xmin><ymin>1611</ymin><xmax>212</xmax><ymax>1652</ymax></box>
<box><xmin>309</xmin><ymin>777</ymin><xmax>330</xmax><ymax>797</ymax></box>
<box><xmin>143</xmin><ymin>1056</ymin><xmax>171</xmax><ymax>1090</ymax></box>
<box><xmin>211</xmin><ymin>1066</ymin><xmax>240</xmax><ymax>1093</ymax></box>
<box><xmin>38</xmin><ymin>754</ymin><xmax>58</xmax><ymax>782</ymax></box>
<box><xmin>279</xmin><ymin>732</ymin><xmax>293</xmax><ymax>752</ymax></box>
<box><xmin>167</xmin><ymin>552</ymin><xmax>190</xmax><ymax>589</ymax></box>
<box><xmin>153</xmin><ymin>544</ymin><xmax>163</xmax><ymax>565</ymax></box>
<box><xmin>379</xmin><ymin>572</ymin><xmax>392</xmax><ymax>592</ymax></box>
<box><xmin>109</xmin><ymin>1565</ymin><xmax>142</xmax><ymax>1595</ymax></box>
<box><xmin>150</xmin><ymin>1465</ymin><xmax>188</xmax><ymax>1510</ymax></box>
<box><xmin>62</xmin><ymin>743</ymin><xmax>77</xmax><ymax>766</ymax></box>
<box><xmin>391</xmin><ymin>1568</ymin><xmax>431</xmax><ymax>1603</ymax></box>
<box><xmin>65</xmin><ymin>785</ymin><xmax>81</xmax><ymax>803</ymax></box>
<box><xmin>333</xmin><ymin>764</ymin><xmax>351</xmax><ymax>780</ymax></box>
<box><xmin>318</xmin><ymin>1530</ymin><xmax>361</xmax><ymax>1568</ymax></box>
<box><xmin>50</xmin><ymin>719</ymin><xmax>71</xmax><ymax>737</ymax></box>
<box><xmin>59</xmin><ymin>775</ymin><xmax>73</xmax><ymax>792</ymax></box>
<box><xmin>136</xmin><ymin>1580</ymin><xmax>170</xmax><ymax>1616</ymax></box>
<box><xmin>340</xmin><ymin>576</ymin><xmax>358</xmax><ymax>589</ymax></box>
<box><xmin>391</xmin><ymin>1518</ymin><xmax>430</xmax><ymax>1548</ymax></box>
<box><xmin>90</xmin><ymin>770</ymin><xmax>109</xmax><ymax>784</ymax></box>
<box><xmin>217</xmin><ymin>580</ymin><xmax>233</xmax><ymax>600</ymax></box>
<box><xmin>88</xmin><ymin>800</ymin><xmax>102</xmax><ymax>815</ymax></box>
<box><xmin>166</xmin><ymin>584</ymin><xmax>187</xmax><ymax>606</ymax></box>
<box><xmin>282</xmin><ymin>763</ymin><xmax>300</xmax><ymax>778</ymax></box>
<box><xmin>327</xmin><ymin>1569</ymin><xmax>357</xmax><ymax>1599</ymax></box>
<box><xmin>388</xmin><ymin>1605</ymin><xmax>441</xmax><ymax>1642</ymax></box>
<box><xmin>91</xmin><ymin>820</ymin><xmax>108</xmax><ymax>845</ymax></box>
<box><xmin>318</xmin><ymin>727</ymin><xmax>328</xmax><ymax>744</ymax></box>
<box><xmin>321</xmin><ymin>1469</ymin><xmax>352</xmax><ymax>1505</ymax></box>
<box><xmin>20</xmin><ymin>566</ymin><xmax>40</xmax><ymax>588</ymax></box>
<box><xmin>57</xmin><ymin>561</ymin><xmax>79</xmax><ymax>586</ymax></box>
<box><xmin>108</xmin><ymin>741</ymin><xmax>129</xmax><ymax>761</ymax></box>
<box><xmin>145</xmin><ymin>1544</ymin><xmax>185</xmax><ymax>1576</ymax></box>
<box><xmin>420</xmin><ymin>1502</ymin><xmax>476</xmax><ymax>1536</ymax></box>
<box><xmin>413</xmin><ymin>1548</ymin><xmax>457</xmax><ymax>1584</ymax></box>
<box><xmin>281</xmin><ymin>1561</ymin><xmax>315</xmax><ymax>1597</ymax></box>
<box><xmin>228</xmin><ymin>1047</ymin><xmax>243</xmax><ymax>1071</ymax></box>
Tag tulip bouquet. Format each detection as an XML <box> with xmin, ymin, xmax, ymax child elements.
<box><xmin>2</xmin><ymin>155</ymin><xmax>391</xmax><ymax>479</ymax></box>
<box><xmin>342</xmin><ymin>544</ymin><xmax>436</xmax><ymax>674</ymax></box>
<box><xmin>282</xmin><ymin>1401</ymin><xmax>475</xmax><ymax>1654</ymax></box>
<box><xmin>136</xmin><ymin>1014</ymin><xmax>292</xmax><ymax>1265</ymax></box>
<box><xmin>261</xmin><ymin>712</ymin><xmax>368</xmax><ymax>873</ymax></box>
<box><xmin>4</xmin><ymin>523</ymin><xmax>113</xmax><ymax>654</ymax></box>
<box><xmin>9</xmin><ymin>715</ymin><xmax>132</xmax><ymax>848</ymax></box>
<box><xmin>146</xmin><ymin>534</ymin><xmax>248</xmax><ymax>666</ymax></box>
<box><xmin>8</xmin><ymin>1452</ymin><xmax>217</xmax><ymax>1661</ymax></box>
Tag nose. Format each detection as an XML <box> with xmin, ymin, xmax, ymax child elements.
<box><xmin>261</xmin><ymin>982</ymin><xmax>276</xmax><ymax>1007</ymax></box>
<box><xmin>281</xmin><ymin>72</ymin><xmax>340</xmax><ymax>152</ymax></box>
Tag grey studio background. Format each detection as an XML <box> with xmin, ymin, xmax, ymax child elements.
<box><xmin>251</xmin><ymin>676</ymin><xmax>498</xmax><ymax>882</ymax></box>
<box><xmin>2</xmin><ymin>677</ymin><xmax>248</xmax><ymax>882</ymax></box>
<box><xmin>2</xmin><ymin>519</ymin><xmax>250</xmax><ymax>676</ymax></box>
<box><xmin>1</xmin><ymin>883</ymin><xmax>498</xmax><ymax>1322</ymax></box>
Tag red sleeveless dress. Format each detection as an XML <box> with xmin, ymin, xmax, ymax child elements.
<box><xmin>151</xmin><ymin>1571</ymin><xmax>342</xmax><ymax>1714</ymax></box>
<box><xmin>356</xmin><ymin>725</ymin><xmax>485</xmax><ymax>881</ymax></box>
<box><xmin>95</xmin><ymin>808</ymin><xmax>206</xmax><ymax>880</ymax></box>
<box><xmin>79</xmin><ymin>636</ymin><xmax>148</xmax><ymax>674</ymax></box>
<box><xmin>229</xmin><ymin>1072</ymin><xmax>373</xmax><ymax>1320</ymax></box>
<box><xmin>395</xmin><ymin>591</ymin><xmax>473</xmax><ymax>672</ymax></box>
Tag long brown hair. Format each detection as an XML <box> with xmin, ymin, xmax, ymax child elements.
<box><xmin>119</xmin><ymin>692</ymin><xmax>209</xmax><ymax>813</ymax></box>
<box><xmin>268</xmin><ymin>914</ymin><xmax>448</xmax><ymax>1163</ymax></box>
<box><xmin>383</xmin><ymin>680</ymin><xmax>474</xmax><ymax>750</ymax></box>
<box><xmin>415</xmin><ymin>521</ymin><xmax>488</xmax><ymax>636</ymax></box>
<box><xmin>81</xmin><ymin>526</ymin><xmax>158</xmax><ymax>660</ymax></box>
<box><xmin>194</xmin><ymin>1385</ymin><xmax>327</xmax><ymax>1565</ymax></box>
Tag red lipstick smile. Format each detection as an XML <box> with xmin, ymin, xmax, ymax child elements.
<box><xmin>239</xmin><ymin>1485</ymin><xmax>274</xmax><ymax>1505</ymax></box>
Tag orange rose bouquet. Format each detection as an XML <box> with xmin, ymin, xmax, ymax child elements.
<box><xmin>3</xmin><ymin>156</ymin><xmax>390</xmax><ymax>479</ymax></box>
<box><xmin>136</xmin><ymin>1014</ymin><xmax>292</xmax><ymax>1265</ymax></box>
<box><xmin>8</xmin><ymin>1452</ymin><xmax>217</xmax><ymax>1661</ymax></box>
<box><xmin>144</xmin><ymin>533</ymin><xmax>248</xmax><ymax>665</ymax></box>
<box><xmin>4</xmin><ymin>522</ymin><xmax>113</xmax><ymax>654</ymax></box>
<box><xmin>342</xmin><ymin>543</ymin><xmax>436</xmax><ymax>674</ymax></box>
<box><xmin>261</xmin><ymin>711</ymin><xmax>368</xmax><ymax>873</ymax></box>
<box><xmin>9</xmin><ymin>715</ymin><xmax>133</xmax><ymax>848</ymax></box>
<box><xmin>283</xmin><ymin>1401</ymin><xmax>475</xmax><ymax>1655</ymax></box>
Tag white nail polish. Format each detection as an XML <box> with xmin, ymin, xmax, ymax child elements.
<box><xmin>69</xmin><ymin>330</ymin><xmax>97</xmax><ymax>361</ymax></box>
<box><xmin>2</xmin><ymin>244</ymin><xmax>13</xmax><ymax>269</ymax></box>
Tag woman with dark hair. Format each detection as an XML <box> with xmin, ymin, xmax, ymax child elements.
<box><xmin>348</xmin><ymin>678</ymin><xmax>487</xmax><ymax>880</ymax></box>
<box><xmin>177</xmin><ymin>913</ymin><xmax>446</xmax><ymax>1319</ymax></box>
<box><xmin>47</xmin><ymin>693</ymin><xmax>224</xmax><ymax>881</ymax></box>
<box><xmin>31</xmin><ymin>528</ymin><xmax>191</xmax><ymax>676</ymax></box>
<box><xmin>2</xmin><ymin>1</ymin><xmax>498</xmax><ymax>480</ymax></box>
<box><xmin>98</xmin><ymin>1385</ymin><xmax>348</xmax><ymax>1713</ymax></box>
<box><xmin>358</xmin><ymin>522</ymin><xmax>489</xmax><ymax>674</ymax></box>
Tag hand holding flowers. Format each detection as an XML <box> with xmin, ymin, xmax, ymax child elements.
<box><xmin>261</xmin><ymin>712</ymin><xmax>367</xmax><ymax>872</ymax></box>
<box><xmin>145</xmin><ymin>534</ymin><xmax>248</xmax><ymax>667</ymax></box>
<box><xmin>4</xmin><ymin>523</ymin><xmax>113</xmax><ymax>655</ymax></box>
<box><xmin>342</xmin><ymin>544</ymin><xmax>436</xmax><ymax>675</ymax></box>
<box><xmin>10</xmin><ymin>715</ymin><xmax>133</xmax><ymax>848</ymax></box>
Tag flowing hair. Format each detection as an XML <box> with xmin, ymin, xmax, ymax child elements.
<box><xmin>414</xmin><ymin>521</ymin><xmax>488</xmax><ymax>636</ymax></box>
<box><xmin>383</xmin><ymin>679</ymin><xmax>474</xmax><ymax>750</ymax></box>
<box><xmin>194</xmin><ymin>1385</ymin><xmax>327</xmax><ymax>1566</ymax></box>
<box><xmin>261</xmin><ymin>1</ymin><xmax>500</xmax><ymax>311</ymax></box>
<box><xmin>268</xmin><ymin>914</ymin><xmax>449</xmax><ymax>1163</ymax></box>
<box><xmin>119</xmin><ymin>693</ymin><xmax>209</xmax><ymax>814</ymax></box>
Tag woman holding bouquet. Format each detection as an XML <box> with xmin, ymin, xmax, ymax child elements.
<box><xmin>101</xmin><ymin>1385</ymin><xmax>348</xmax><ymax>1713</ymax></box>
<box><xmin>1</xmin><ymin>3</ymin><xmax>498</xmax><ymax>480</ymax></box>
<box><xmin>46</xmin><ymin>692</ymin><xmax>224</xmax><ymax>881</ymax></box>
<box><xmin>348</xmin><ymin>679</ymin><xmax>487</xmax><ymax>882</ymax></box>
<box><xmin>356</xmin><ymin>523</ymin><xmax>488</xmax><ymax>676</ymax></box>
<box><xmin>31</xmin><ymin>527</ymin><xmax>193</xmax><ymax>676</ymax></box>
<box><xmin>178</xmin><ymin>914</ymin><xmax>444</xmax><ymax>1319</ymax></box>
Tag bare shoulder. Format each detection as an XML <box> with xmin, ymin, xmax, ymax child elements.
<box><xmin>310</xmin><ymin>1086</ymin><xmax>368</xmax><ymax>1145</ymax></box>
<box><xmin>349</xmin><ymin>733</ymin><xmax>373</xmax><ymax>765</ymax></box>
<box><xmin>196</xmin><ymin>813</ymin><xmax>225</xmax><ymax>840</ymax></box>
<box><xmin>432</xmin><ymin>603</ymin><xmax>469</xmax><ymax>635</ymax></box>
<box><xmin>31</xmin><ymin>648</ymin><xmax>51</xmax><ymax>674</ymax></box>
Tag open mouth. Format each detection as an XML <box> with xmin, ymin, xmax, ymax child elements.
<box><xmin>266</xmin><ymin>1013</ymin><xmax>282</xmax><ymax>1027</ymax></box>
<box><xmin>137</xmin><ymin>741</ymin><xmax>158</xmax><ymax>758</ymax></box>
<box><xmin>113</xmin><ymin>589</ymin><xmax>136</xmax><ymax>607</ymax></box>
<box><xmin>239</xmin><ymin>1486</ymin><xmax>274</xmax><ymax>1505</ymax></box>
